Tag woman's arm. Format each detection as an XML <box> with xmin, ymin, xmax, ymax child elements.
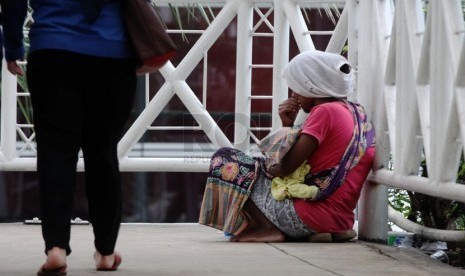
<box><xmin>271</xmin><ymin>133</ymin><xmax>318</xmax><ymax>177</ymax></box>
<box><xmin>1</xmin><ymin>0</ymin><xmax>28</xmax><ymax>75</ymax></box>
<box><xmin>270</xmin><ymin>97</ymin><xmax>317</xmax><ymax>177</ymax></box>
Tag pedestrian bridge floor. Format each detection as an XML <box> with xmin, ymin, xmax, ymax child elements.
<box><xmin>0</xmin><ymin>223</ymin><xmax>462</xmax><ymax>276</ymax></box>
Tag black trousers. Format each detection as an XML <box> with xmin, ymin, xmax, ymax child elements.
<box><xmin>27</xmin><ymin>50</ymin><xmax>137</xmax><ymax>255</ymax></box>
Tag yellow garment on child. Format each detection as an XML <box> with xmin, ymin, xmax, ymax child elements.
<box><xmin>271</xmin><ymin>163</ymin><xmax>318</xmax><ymax>200</ymax></box>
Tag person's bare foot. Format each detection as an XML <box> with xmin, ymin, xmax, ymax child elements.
<box><xmin>94</xmin><ymin>251</ymin><xmax>122</xmax><ymax>271</ymax></box>
<box><xmin>231</xmin><ymin>227</ymin><xmax>285</xmax><ymax>242</ymax></box>
<box><xmin>37</xmin><ymin>247</ymin><xmax>67</xmax><ymax>275</ymax></box>
<box><xmin>230</xmin><ymin>224</ymin><xmax>286</xmax><ymax>242</ymax></box>
<box><xmin>229</xmin><ymin>200</ymin><xmax>286</xmax><ymax>242</ymax></box>
<box><xmin>43</xmin><ymin>247</ymin><xmax>66</xmax><ymax>268</ymax></box>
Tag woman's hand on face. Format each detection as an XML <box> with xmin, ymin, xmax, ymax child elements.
<box><xmin>279</xmin><ymin>98</ymin><xmax>301</xmax><ymax>127</ymax></box>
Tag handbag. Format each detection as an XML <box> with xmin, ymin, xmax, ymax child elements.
<box><xmin>122</xmin><ymin>0</ymin><xmax>177</xmax><ymax>75</ymax></box>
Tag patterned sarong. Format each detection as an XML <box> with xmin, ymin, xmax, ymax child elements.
<box><xmin>198</xmin><ymin>147</ymin><xmax>261</xmax><ymax>235</ymax></box>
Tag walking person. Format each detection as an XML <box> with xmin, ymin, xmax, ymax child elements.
<box><xmin>2</xmin><ymin>0</ymin><xmax>137</xmax><ymax>274</ymax></box>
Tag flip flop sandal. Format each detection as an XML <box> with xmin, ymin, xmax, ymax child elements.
<box><xmin>96</xmin><ymin>253</ymin><xmax>122</xmax><ymax>271</ymax></box>
<box><xmin>37</xmin><ymin>264</ymin><xmax>67</xmax><ymax>276</ymax></box>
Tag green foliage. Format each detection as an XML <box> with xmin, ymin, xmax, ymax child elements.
<box><xmin>388</xmin><ymin>189</ymin><xmax>410</xmax><ymax>213</ymax></box>
<box><xmin>388</xmin><ymin>188</ymin><xmax>412</xmax><ymax>227</ymax></box>
<box><xmin>389</xmin><ymin>156</ymin><xmax>465</xmax><ymax>231</ymax></box>
<box><xmin>455</xmin><ymin>216</ymin><xmax>465</xmax><ymax>231</ymax></box>
<box><xmin>342</xmin><ymin>45</ymin><xmax>349</xmax><ymax>54</ymax></box>
<box><xmin>457</xmin><ymin>154</ymin><xmax>465</xmax><ymax>183</ymax></box>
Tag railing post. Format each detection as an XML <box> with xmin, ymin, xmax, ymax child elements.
<box><xmin>358</xmin><ymin>181</ymin><xmax>388</xmax><ymax>243</ymax></box>
<box><xmin>234</xmin><ymin>1</ymin><xmax>253</xmax><ymax>151</ymax></box>
<box><xmin>356</xmin><ymin>0</ymin><xmax>393</xmax><ymax>243</ymax></box>
<box><xmin>0</xmin><ymin>60</ymin><xmax>18</xmax><ymax>162</ymax></box>
<box><xmin>281</xmin><ymin>0</ymin><xmax>315</xmax><ymax>125</ymax></box>
<box><xmin>272</xmin><ymin>0</ymin><xmax>289</xmax><ymax>130</ymax></box>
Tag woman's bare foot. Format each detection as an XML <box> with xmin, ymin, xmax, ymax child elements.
<box><xmin>229</xmin><ymin>200</ymin><xmax>286</xmax><ymax>242</ymax></box>
<box><xmin>94</xmin><ymin>251</ymin><xmax>122</xmax><ymax>271</ymax></box>
<box><xmin>37</xmin><ymin>247</ymin><xmax>67</xmax><ymax>275</ymax></box>
<box><xmin>42</xmin><ymin>247</ymin><xmax>66</xmax><ymax>270</ymax></box>
<box><xmin>232</xmin><ymin>228</ymin><xmax>285</xmax><ymax>242</ymax></box>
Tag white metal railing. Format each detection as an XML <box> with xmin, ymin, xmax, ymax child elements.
<box><xmin>357</xmin><ymin>0</ymin><xmax>465</xmax><ymax>242</ymax></box>
<box><xmin>1</xmin><ymin>0</ymin><xmax>464</xmax><ymax>242</ymax></box>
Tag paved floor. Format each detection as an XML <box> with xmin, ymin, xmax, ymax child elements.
<box><xmin>0</xmin><ymin>223</ymin><xmax>463</xmax><ymax>276</ymax></box>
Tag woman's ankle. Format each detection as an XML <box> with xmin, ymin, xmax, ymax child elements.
<box><xmin>94</xmin><ymin>251</ymin><xmax>116</xmax><ymax>268</ymax></box>
<box><xmin>44</xmin><ymin>247</ymin><xmax>66</xmax><ymax>268</ymax></box>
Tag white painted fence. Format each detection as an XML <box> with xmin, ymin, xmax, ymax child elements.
<box><xmin>1</xmin><ymin>0</ymin><xmax>464</xmax><ymax>242</ymax></box>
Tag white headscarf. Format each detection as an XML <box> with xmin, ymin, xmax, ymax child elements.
<box><xmin>282</xmin><ymin>50</ymin><xmax>354</xmax><ymax>98</ymax></box>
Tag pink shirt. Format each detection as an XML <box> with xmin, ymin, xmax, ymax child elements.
<box><xmin>293</xmin><ymin>102</ymin><xmax>375</xmax><ymax>233</ymax></box>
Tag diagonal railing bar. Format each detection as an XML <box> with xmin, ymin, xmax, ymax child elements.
<box><xmin>440</xmin><ymin>1</ymin><xmax>464</xmax><ymax>71</ymax></box>
<box><xmin>416</xmin><ymin>9</ymin><xmax>432</xmax><ymax>168</ymax></box>
<box><xmin>394</xmin><ymin>0</ymin><xmax>423</xmax><ymax>176</ymax></box>
<box><xmin>427</xmin><ymin>0</ymin><xmax>462</xmax><ymax>182</ymax></box>
<box><xmin>119</xmin><ymin>2</ymin><xmax>239</xmax><ymax>158</ymax></box>
<box><xmin>118</xmin><ymin>83</ymin><xmax>175</xmax><ymax>158</ymax></box>
<box><xmin>281</xmin><ymin>0</ymin><xmax>315</xmax><ymax>52</ymax></box>
<box><xmin>173</xmin><ymin>79</ymin><xmax>233</xmax><ymax>148</ymax></box>
<box><xmin>384</xmin><ymin>8</ymin><xmax>396</xmax><ymax>162</ymax></box>
<box><xmin>437</xmin><ymin>0</ymin><xmax>465</xmax><ymax>181</ymax></box>
<box><xmin>325</xmin><ymin>5</ymin><xmax>348</xmax><ymax>54</ymax></box>
<box><xmin>253</xmin><ymin>6</ymin><xmax>274</xmax><ymax>33</ymax></box>
<box><xmin>456</xmin><ymin>39</ymin><xmax>465</xmax><ymax>151</ymax></box>
<box><xmin>16</xmin><ymin>126</ymin><xmax>36</xmax><ymax>155</ymax></box>
<box><xmin>169</xmin><ymin>1</ymin><xmax>239</xmax><ymax>81</ymax></box>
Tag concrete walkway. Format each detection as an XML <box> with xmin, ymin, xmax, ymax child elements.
<box><xmin>0</xmin><ymin>223</ymin><xmax>463</xmax><ymax>276</ymax></box>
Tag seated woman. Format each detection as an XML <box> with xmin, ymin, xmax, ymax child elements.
<box><xmin>199</xmin><ymin>50</ymin><xmax>375</xmax><ymax>242</ymax></box>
